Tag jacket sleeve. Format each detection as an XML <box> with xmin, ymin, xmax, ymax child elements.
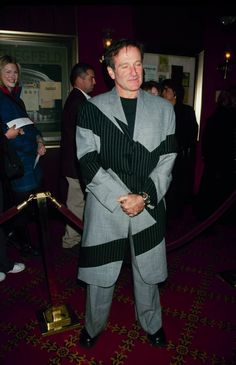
<box><xmin>142</xmin><ymin>106</ymin><xmax>177</xmax><ymax>206</ymax></box>
<box><xmin>76</xmin><ymin>103</ymin><xmax>130</xmax><ymax>213</ymax></box>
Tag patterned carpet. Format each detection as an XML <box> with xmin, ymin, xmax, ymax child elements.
<box><xmin>0</xmin><ymin>213</ymin><xmax>236</xmax><ymax>365</ymax></box>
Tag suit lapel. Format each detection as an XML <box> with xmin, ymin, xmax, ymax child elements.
<box><xmin>108</xmin><ymin>88</ymin><xmax>127</xmax><ymax>126</ymax></box>
<box><xmin>133</xmin><ymin>89</ymin><xmax>146</xmax><ymax>140</ymax></box>
<box><xmin>91</xmin><ymin>88</ymin><xmax>148</xmax><ymax>141</ymax></box>
<box><xmin>91</xmin><ymin>88</ymin><xmax>128</xmax><ymax>133</ymax></box>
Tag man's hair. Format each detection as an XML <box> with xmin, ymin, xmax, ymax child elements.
<box><xmin>161</xmin><ymin>78</ymin><xmax>185</xmax><ymax>103</ymax></box>
<box><xmin>104</xmin><ymin>39</ymin><xmax>144</xmax><ymax>69</ymax></box>
<box><xmin>141</xmin><ymin>80</ymin><xmax>162</xmax><ymax>93</ymax></box>
<box><xmin>70</xmin><ymin>62</ymin><xmax>94</xmax><ymax>86</ymax></box>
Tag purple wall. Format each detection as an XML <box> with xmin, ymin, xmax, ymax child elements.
<box><xmin>194</xmin><ymin>18</ymin><xmax>236</xmax><ymax>191</ymax></box>
<box><xmin>77</xmin><ymin>5</ymin><xmax>134</xmax><ymax>95</ymax></box>
<box><xmin>1</xmin><ymin>5</ymin><xmax>134</xmax><ymax>95</ymax></box>
<box><xmin>0</xmin><ymin>6</ymin><xmax>77</xmax><ymax>34</ymax></box>
<box><xmin>201</xmin><ymin>18</ymin><xmax>236</xmax><ymax>127</ymax></box>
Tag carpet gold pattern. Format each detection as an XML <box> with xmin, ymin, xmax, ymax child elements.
<box><xmin>0</xmin><ymin>220</ymin><xmax>235</xmax><ymax>365</ymax></box>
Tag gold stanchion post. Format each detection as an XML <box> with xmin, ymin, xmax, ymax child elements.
<box><xmin>35</xmin><ymin>192</ymin><xmax>80</xmax><ymax>335</ymax></box>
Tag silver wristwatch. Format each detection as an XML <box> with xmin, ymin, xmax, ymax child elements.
<box><xmin>139</xmin><ymin>192</ymin><xmax>151</xmax><ymax>206</ymax></box>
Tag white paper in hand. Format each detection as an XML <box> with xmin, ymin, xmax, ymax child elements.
<box><xmin>7</xmin><ymin>117</ymin><xmax>33</xmax><ymax>129</ymax></box>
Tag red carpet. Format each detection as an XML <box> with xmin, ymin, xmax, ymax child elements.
<box><xmin>0</xmin><ymin>208</ymin><xmax>236</xmax><ymax>365</ymax></box>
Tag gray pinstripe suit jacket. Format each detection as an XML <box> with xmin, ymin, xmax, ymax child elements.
<box><xmin>76</xmin><ymin>87</ymin><xmax>177</xmax><ymax>287</ymax></box>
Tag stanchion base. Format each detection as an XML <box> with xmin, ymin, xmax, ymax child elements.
<box><xmin>37</xmin><ymin>304</ymin><xmax>80</xmax><ymax>336</ymax></box>
<box><xmin>217</xmin><ymin>270</ymin><xmax>236</xmax><ymax>288</ymax></box>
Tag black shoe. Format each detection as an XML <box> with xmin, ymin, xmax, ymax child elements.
<box><xmin>79</xmin><ymin>328</ymin><xmax>99</xmax><ymax>348</ymax></box>
<box><xmin>147</xmin><ymin>327</ymin><xmax>167</xmax><ymax>348</ymax></box>
<box><xmin>20</xmin><ymin>245</ymin><xmax>41</xmax><ymax>257</ymax></box>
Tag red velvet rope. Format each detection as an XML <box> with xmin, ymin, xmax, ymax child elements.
<box><xmin>167</xmin><ymin>190</ymin><xmax>235</xmax><ymax>252</ymax></box>
<box><xmin>0</xmin><ymin>206</ymin><xmax>20</xmax><ymax>224</ymax></box>
<box><xmin>1</xmin><ymin>190</ymin><xmax>235</xmax><ymax>252</ymax></box>
<box><xmin>54</xmin><ymin>204</ymin><xmax>84</xmax><ymax>231</ymax></box>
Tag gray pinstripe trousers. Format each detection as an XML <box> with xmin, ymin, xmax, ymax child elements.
<box><xmin>85</xmin><ymin>231</ymin><xmax>162</xmax><ymax>338</ymax></box>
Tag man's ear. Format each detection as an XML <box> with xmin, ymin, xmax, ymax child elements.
<box><xmin>107</xmin><ymin>66</ymin><xmax>115</xmax><ymax>80</ymax></box>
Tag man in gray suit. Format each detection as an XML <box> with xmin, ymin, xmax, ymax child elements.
<box><xmin>76</xmin><ymin>39</ymin><xmax>177</xmax><ymax>348</ymax></box>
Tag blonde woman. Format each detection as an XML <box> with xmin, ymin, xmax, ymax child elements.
<box><xmin>0</xmin><ymin>55</ymin><xmax>46</xmax><ymax>257</ymax></box>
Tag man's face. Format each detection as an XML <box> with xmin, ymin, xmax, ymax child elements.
<box><xmin>77</xmin><ymin>69</ymin><xmax>96</xmax><ymax>94</ymax></box>
<box><xmin>107</xmin><ymin>46</ymin><xmax>143</xmax><ymax>97</ymax></box>
<box><xmin>162</xmin><ymin>86</ymin><xmax>176</xmax><ymax>103</ymax></box>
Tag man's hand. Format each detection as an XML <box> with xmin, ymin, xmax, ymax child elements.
<box><xmin>37</xmin><ymin>141</ymin><xmax>46</xmax><ymax>156</ymax></box>
<box><xmin>117</xmin><ymin>193</ymin><xmax>145</xmax><ymax>217</ymax></box>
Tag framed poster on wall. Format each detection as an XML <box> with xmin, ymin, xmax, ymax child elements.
<box><xmin>0</xmin><ymin>30</ymin><xmax>77</xmax><ymax>146</ymax></box>
<box><xmin>143</xmin><ymin>53</ymin><xmax>196</xmax><ymax>106</ymax></box>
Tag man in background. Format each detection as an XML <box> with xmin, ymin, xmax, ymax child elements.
<box><xmin>162</xmin><ymin>78</ymin><xmax>198</xmax><ymax>218</ymax></box>
<box><xmin>60</xmin><ymin>62</ymin><xmax>96</xmax><ymax>255</ymax></box>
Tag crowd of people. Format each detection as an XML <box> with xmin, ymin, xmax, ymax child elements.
<box><xmin>0</xmin><ymin>38</ymin><xmax>235</xmax><ymax>350</ymax></box>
